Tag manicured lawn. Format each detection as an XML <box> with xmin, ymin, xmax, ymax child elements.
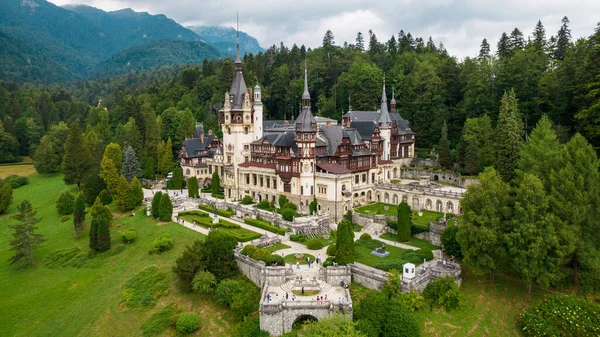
<box><xmin>0</xmin><ymin>174</ymin><xmax>236</xmax><ymax>337</ymax></box>
<box><xmin>354</xmin><ymin>239</ymin><xmax>433</xmax><ymax>271</ymax></box>
<box><xmin>284</xmin><ymin>253</ymin><xmax>316</xmax><ymax>265</ymax></box>
<box><xmin>413</xmin><ymin>269</ymin><xmax>547</xmax><ymax>336</ymax></box>
<box><xmin>179</xmin><ymin>210</ymin><xmax>261</xmax><ymax>242</ymax></box>
<box><xmin>380</xmin><ymin>233</ymin><xmax>440</xmax><ymax>251</ymax></box>
<box><xmin>265</xmin><ymin>243</ymin><xmax>291</xmax><ymax>253</ymax></box>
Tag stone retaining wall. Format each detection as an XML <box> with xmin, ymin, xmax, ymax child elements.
<box><xmin>349</xmin><ymin>264</ymin><xmax>389</xmax><ymax>290</ymax></box>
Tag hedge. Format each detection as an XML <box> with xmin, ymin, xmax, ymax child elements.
<box><xmin>198</xmin><ymin>204</ymin><xmax>234</xmax><ymax>218</ymax></box>
<box><xmin>244</xmin><ymin>218</ymin><xmax>288</xmax><ymax>235</ymax></box>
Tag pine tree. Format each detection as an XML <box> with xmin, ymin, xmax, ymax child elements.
<box><xmin>73</xmin><ymin>193</ymin><xmax>86</xmax><ymax>237</ymax></box>
<box><xmin>100</xmin><ymin>156</ymin><xmax>120</xmax><ymax>196</ymax></box>
<box><xmin>478</xmin><ymin>38</ymin><xmax>490</xmax><ymax>58</ymax></box>
<box><xmin>438</xmin><ymin>121</ymin><xmax>451</xmax><ymax>167</ymax></box>
<box><xmin>322</xmin><ymin>30</ymin><xmax>335</xmax><ymax>48</ymax></box>
<box><xmin>172</xmin><ymin>167</ymin><xmax>183</xmax><ymax>189</ymax></box>
<box><xmin>121</xmin><ymin>145</ymin><xmax>141</xmax><ymax>182</ymax></box>
<box><xmin>464</xmin><ymin>137</ymin><xmax>479</xmax><ymax>176</ymax></box>
<box><xmin>516</xmin><ymin>115</ymin><xmax>560</xmax><ymax>187</ymax></box>
<box><xmin>355</xmin><ymin>32</ymin><xmax>365</xmax><ymax>51</ymax></box>
<box><xmin>396</xmin><ymin>202</ymin><xmax>411</xmax><ymax>242</ymax></box>
<box><xmin>124</xmin><ymin>117</ymin><xmax>144</xmax><ymax>162</ymax></box>
<box><xmin>335</xmin><ymin>219</ymin><xmax>355</xmax><ymax>265</ymax></box>
<box><xmin>159</xmin><ymin>193</ymin><xmax>173</xmax><ymax>221</ymax></box>
<box><xmin>157</xmin><ymin>138</ymin><xmax>173</xmax><ymax>176</ymax></box>
<box><xmin>497</xmin><ymin>32</ymin><xmax>510</xmax><ymax>58</ymax></box>
<box><xmin>130</xmin><ymin>177</ymin><xmax>144</xmax><ymax>207</ymax></box>
<box><xmin>143</xmin><ymin>157</ymin><xmax>156</xmax><ymax>180</ymax></box>
<box><xmin>90</xmin><ymin>197</ymin><xmax>112</xmax><ymax>252</ymax></box>
<box><xmin>553</xmin><ymin>16</ymin><xmax>571</xmax><ymax>60</ymax></box>
<box><xmin>103</xmin><ymin>143</ymin><xmax>123</xmax><ymax>171</ymax></box>
<box><xmin>508</xmin><ymin>28</ymin><xmax>525</xmax><ymax>51</ymax></box>
<box><xmin>151</xmin><ymin>191</ymin><xmax>163</xmax><ymax>218</ymax></box>
<box><xmin>495</xmin><ymin>90</ymin><xmax>524</xmax><ymax>182</ymax></box>
<box><xmin>62</xmin><ymin>123</ymin><xmax>91</xmax><ymax>188</ymax></box>
<box><xmin>9</xmin><ymin>200</ymin><xmax>46</xmax><ymax>268</ymax></box>
<box><xmin>56</xmin><ymin>190</ymin><xmax>75</xmax><ymax>215</ymax></box>
<box><xmin>532</xmin><ymin>20</ymin><xmax>547</xmax><ymax>51</ymax></box>
<box><xmin>187</xmin><ymin>176</ymin><xmax>199</xmax><ymax>198</ymax></box>
<box><xmin>211</xmin><ymin>171</ymin><xmax>220</xmax><ymax>195</ymax></box>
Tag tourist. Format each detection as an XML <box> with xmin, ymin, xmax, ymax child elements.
<box><xmin>296</xmin><ymin>262</ymin><xmax>300</xmax><ymax>270</ymax></box>
<box><xmin>286</xmin><ymin>292</ymin><xmax>289</xmax><ymax>300</ymax></box>
<box><xmin>301</xmin><ymin>287</ymin><xmax>304</xmax><ymax>296</ymax></box>
<box><xmin>193</xmin><ymin>221</ymin><xmax>196</xmax><ymax>227</ymax></box>
<box><xmin>316</xmin><ymin>297</ymin><xmax>319</xmax><ymax>301</ymax></box>
<box><xmin>324</xmin><ymin>295</ymin><xmax>327</xmax><ymax>301</ymax></box>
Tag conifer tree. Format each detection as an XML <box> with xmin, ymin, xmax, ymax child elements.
<box><xmin>396</xmin><ymin>202</ymin><xmax>411</xmax><ymax>242</ymax></box>
<box><xmin>172</xmin><ymin>167</ymin><xmax>183</xmax><ymax>189</ymax></box>
<box><xmin>553</xmin><ymin>16</ymin><xmax>571</xmax><ymax>60</ymax></box>
<box><xmin>115</xmin><ymin>174</ymin><xmax>133</xmax><ymax>211</ymax></box>
<box><xmin>62</xmin><ymin>123</ymin><xmax>91</xmax><ymax>188</ymax></box>
<box><xmin>159</xmin><ymin>193</ymin><xmax>173</xmax><ymax>221</ymax></box>
<box><xmin>103</xmin><ymin>143</ymin><xmax>123</xmax><ymax>171</ymax></box>
<box><xmin>143</xmin><ymin>157</ymin><xmax>156</xmax><ymax>180</ymax></box>
<box><xmin>9</xmin><ymin>200</ymin><xmax>46</xmax><ymax>268</ymax></box>
<box><xmin>438</xmin><ymin>121</ymin><xmax>451</xmax><ymax>167</ymax></box>
<box><xmin>478</xmin><ymin>38</ymin><xmax>490</xmax><ymax>58</ymax></box>
<box><xmin>151</xmin><ymin>191</ymin><xmax>163</xmax><ymax>218</ymax></box>
<box><xmin>56</xmin><ymin>190</ymin><xmax>75</xmax><ymax>215</ymax></box>
<box><xmin>187</xmin><ymin>177</ymin><xmax>199</xmax><ymax>198</ymax></box>
<box><xmin>211</xmin><ymin>171</ymin><xmax>220</xmax><ymax>195</ymax></box>
<box><xmin>355</xmin><ymin>32</ymin><xmax>365</xmax><ymax>51</ymax></box>
<box><xmin>532</xmin><ymin>20</ymin><xmax>547</xmax><ymax>51</ymax></box>
<box><xmin>157</xmin><ymin>138</ymin><xmax>173</xmax><ymax>175</ymax></box>
<box><xmin>516</xmin><ymin>115</ymin><xmax>560</xmax><ymax>187</ymax></box>
<box><xmin>464</xmin><ymin>138</ymin><xmax>479</xmax><ymax>176</ymax></box>
<box><xmin>497</xmin><ymin>32</ymin><xmax>510</xmax><ymax>58</ymax></box>
<box><xmin>121</xmin><ymin>145</ymin><xmax>141</xmax><ymax>182</ymax></box>
<box><xmin>495</xmin><ymin>90</ymin><xmax>524</xmax><ymax>182</ymax></box>
<box><xmin>335</xmin><ymin>219</ymin><xmax>355</xmax><ymax>265</ymax></box>
<box><xmin>100</xmin><ymin>156</ymin><xmax>120</xmax><ymax>196</ymax></box>
<box><xmin>309</xmin><ymin>197</ymin><xmax>318</xmax><ymax>215</ymax></box>
<box><xmin>89</xmin><ymin>197</ymin><xmax>112</xmax><ymax>252</ymax></box>
<box><xmin>73</xmin><ymin>193</ymin><xmax>86</xmax><ymax>237</ymax></box>
<box><xmin>130</xmin><ymin>177</ymin><xmax>144</xmax><ymax>207</ymax></box>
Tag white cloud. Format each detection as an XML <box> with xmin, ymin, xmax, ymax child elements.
<box><xmin>49</xmin><ymin>0</ymin><xmax>600</xmax><ymax>58</ymax></box>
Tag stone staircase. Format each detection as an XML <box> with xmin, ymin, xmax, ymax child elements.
<box><xmin>279</xmin><ymin>279</ymin><xmax>332</xmax><ymax>293</ymax></box>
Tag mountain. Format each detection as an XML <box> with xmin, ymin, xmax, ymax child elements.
<box><xmin>90</xmin><ymin>40</ymin><xmax>222</xmax><ymax>79</ymax></box>
<box><xmin>0</xmin><ymin>29</ymin><xmax>79</xmax><ymax>83</ymax></box>
<box><xmin>63</xmin><ymin>5</ymin><xmax>200</xmax><ymax>56</ymax></box>
<box><xmin>187</xmin><ymin>26</ymin><xmax>265</xmax><ymax>56</ymax></box>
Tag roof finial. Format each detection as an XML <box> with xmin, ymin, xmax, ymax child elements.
<box><xmin>302</xmin><ymin>59</ymin><xmax>310</xmax><ymax>102</ymax></box>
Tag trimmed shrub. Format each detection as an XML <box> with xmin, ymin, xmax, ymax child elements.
<box><xmin>158</xmin><ymin>194</ymin><xmax>173</xmax><ymax>221</ymax></box>
<box><xmin>250</xmin><ymin>248</ymin><xmax>270</xmax><ymax>262</ymax></box>
<box><xmin>4</xmin><ymin>175</ymin><xmax>28</xmax><ymax>188</ymax></box>
<box><xmin>386</xmin><ymin>220</ymin><xmax>397</xmax><ymax>230</ymax></box>
<box><xmin>120</xmin><ymin>228</ymin><xmax>137</xmax><ymax>243</ymax></box>
<box><xmin>241</xmin><ymin>244</ymin><xmax>258</xmax><ymax>257</ymax></box>
<box><xmin>326</xmin><ymin>244</ymin><xmax>337</xmax><ymax>256</ymax></box>
<box><xmin>60</xmin><ymin>215</ymin><xmax>71</xmax><ymax>222</ymax></box>
<box><xmin>211</xmin><ymin>193</ymin><xmax>224</xmax><ymax>199</ymax></box>
<box><xmin>518</xmin><ymin>295</ymin><xmax>600</xmax><ymax>337</ymax></box>
<box><xmin>152</xmin><ymin>234</ymin><xmax>173</xmax><ymax>253</ymax></box>
<box><xmin>56</xmin><ymin>190</ymin><xmax>75</xmax><ymax>215</ymax></box>
<box><xmin>422</xmin><ymin>276</ymin><xmax>462</xmax><ymax>310</ymax></box>
<box><xmin>266</xmin><ymin>254</ymin><xmax>285</xmax><ymax>266</ymax></box>
<box><xmin>176</xmin><ymin>313</ymin><xmax>200</xmax><ymax>335</ymax></box>
<box><xmin>279</xmin><ymin>208</ymin><xmax>295</xmax><ymax>221</ymax></box>
<box><xmin>306</xmin><ymin>238</ymin><xmax>325</xmax><ymax>250</ymax></box>
<box><xmin>411</xmin><ymin>223</ymin><xmax>429</xmax><ymax>235</ymax></box>
<box><xmin>151</xmin><ymin>191</ymin><xmax>162</xmax><ymax>218</ymax></box>
<box><xmin>282</xmin><ymin>202</ymin><xmax>297</xmax><ymax>211</ymax></box>
<box><xmin>290</xmin><ymin>234</ymin><xmax>308</xmax><ymax>242</ymax></box>
<box><xmin>323</xmin><ymin>257</ymin><xmax>335</xmax><ymax>267</ymax></box>
<box><xmin>240</xmin><ymin>195</ymin><xmax>253</xmax><ymax>205</ymax></box>
<box><xmin>0</xmin><ymin>183</ymin><xmax>12</xmax><ymax>214</ymax></box>
<box><xmin>359</xmin><ymin>233</ymin><xmax>372</xmax><ymax>240</ymax></box>
<box><xmin>198</xmin><ymin>204</ymin><xmax>233</xmax><ymax>217</ymax></box>
<box><xmin>256</xmin><ymin>199</ymin><xmax>271</xmax><ymax>210</ymax></box>
<box><xmin>278</xmin><ymin>195</ymin><xmax>287</xmax><ymax>208</ymax></box>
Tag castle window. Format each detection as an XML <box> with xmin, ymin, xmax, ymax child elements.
<box><xmin>244</xmin><ymin>127</ymin><xmax>249</xmax><ymax>134</ymax></box>
<box><xmin>227</xmin><ymin>127</ymin><xmax>231</xmax><ymax>135</ymax></box>
<box><xmin>284</xmin><ymin>183</ymin><xmax>291</xmax><ymax>193</ymax></box>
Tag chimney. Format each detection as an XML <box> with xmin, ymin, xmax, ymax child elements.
<box><xmin>200</xmin><ymin>132</ymin><xmax>204</xmax><ymax>144</ymax></box>
<box><xmin>208</xmin><ymin>129</ymin><xmax>213</xmax><ymax>136</ymax></box>
<box><xmin>326</xmin><ymin>121</ymin><xmax>331</xmax><ymax>127</ymax></box>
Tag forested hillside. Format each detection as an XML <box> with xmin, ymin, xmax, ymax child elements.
<box><xmin>188</xmin><ymin>26</ymin><xmax>265</xmax><ymax>56</ymax></box>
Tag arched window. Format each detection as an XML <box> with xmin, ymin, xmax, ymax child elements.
<box><xmin>227</xmin><ymin>127</ymin><xmax>231</xmax><ymax>135</ymax></box>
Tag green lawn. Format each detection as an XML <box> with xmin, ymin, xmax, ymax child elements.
<box><xmin>413</xmin><ymin>269</ymin><xmax>547</xmax><ymax>336</ymax></box>
<box><xmin>265</xmin><ymin>243</ymin><xmax>291</xmax><ymax>253</ymax></box>
<box><xmin>0</xmin><ymin>174</ymin><xmax>236</xmax><ymax>337</ymax></box>
<box><xmin>379</xmin><ymin>233</ymin><xmax>440</xmax><ymax>251</ymax></box>
<box><xmin>284</xmin><ymin>253</ymin><xmax>316</xmax><ymax>265</ymax></box>
<box><xmin>179</xmin><ymin>210</ymin><xmax>261</xmax><ymax>242</ymax></box>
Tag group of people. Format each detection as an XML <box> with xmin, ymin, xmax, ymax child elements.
<box><xmin>305</xmin><ymin>255</ymin><xmax>323</xmax><ymax>268</ymax></box>
<box><xmin>265</xmin><ymin>292</ymin><xmax>296</xmax><ymax>303</ymax></box>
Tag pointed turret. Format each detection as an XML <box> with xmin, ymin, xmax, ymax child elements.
<box><xmin>378</xmin><ymin>75</ymin><xmax>391</xmax><ymax>128</ymax></box>
<box><xmin>235</xmin><ymin>13</ymin><xmax>242</xmax><ymax>72</ymax></box>
<box><xmin>296</xmin><ymin>61</ymin><xmax>316</xmax><ymax>132</ymax></box>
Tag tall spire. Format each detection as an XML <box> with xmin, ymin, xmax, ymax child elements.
<box><xmin>302</xmin><ymin>60</ymin><xmax>310</xmax><ymax>107</ymax></box>
<box><xmin>235</xmin><ymin>12</ymin><xmax>242</xmax><ymax>72</ymax></box>
<box><xmin>378</xmin><ymin>74</ymin><xmax>391</xmax><ymax>128</ymax></box>
<box><xmin>390</xmin><ymin>86</ymin><xmax>397</xmax><ymax>113</ymax></box>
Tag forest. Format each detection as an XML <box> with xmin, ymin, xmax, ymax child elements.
<box><xmin>1</xmin><ymin>16</ymin><xmax>599</xmax><ymax>167</ymax></box>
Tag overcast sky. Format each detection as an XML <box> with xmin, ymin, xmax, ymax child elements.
<box><xmin>50</xmin><ymin>0</ymin><xmax>600</xmax><ymax>59</ymax></box>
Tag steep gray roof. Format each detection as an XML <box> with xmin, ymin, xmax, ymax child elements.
<box><xmin>344</xmin><ymin>111</ymin><xmax>413</xmax><ymax>134</ymax></box>
<box><xmin>351</xmin><ymin>121</ymin><xmax>376</xmax><ymax>141</ymax></box>
<box><xmin>296</xmin><ymin>107</ymin><xmax>317</xmax><ymax>132</ymax></box>
<box><xmin>320</xmin><ymin>125</ymin><xmax>343</xmax><ymax>156</ymax></box>
<box><xmin>378</xmin><ymin>79</ymin><xmax>391</xmax><ymax>128</ymax></box>
<box><xmin>229</xmin><ymin>71</ymin><xmax>248</xmax><ymax>110</ymax></box>
<box><xmin>183</xmin><ymin>135</ymin><xmax>216</xmax><ymax>157</ymax></box>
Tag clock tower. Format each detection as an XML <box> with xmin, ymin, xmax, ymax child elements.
<box><xmin>296</xmin><ymin>62</ymin><xmax>317</xmax><ymax>198</ymax></box>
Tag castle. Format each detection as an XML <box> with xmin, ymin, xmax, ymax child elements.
<box><xmin>180</xmin><ymin>42</ymin><xmax>415</xmax><ymax>223</ymax></box>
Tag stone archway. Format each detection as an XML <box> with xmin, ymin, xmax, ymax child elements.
<box><xmin>433</xmin><ymin>175</ymin><xmax>439</xmax><ymax>181</ymax></box>
<box><xmin>446</xmin><ymin>201</ymin><xmax>454</xmax><ymax>213</ymax></box>
<box><xmin>292</xmin><ymin>315</ymin><xmax>318</xmax><ymax>330</ymax></box>
<box><xmin>376</xmin><ymin>192</ymin><xmax>381</xmax><ymax>202</ymax></box>
<box><xmin>367</xmin><ymin>190</ymin><xmax>372</xmax><ymax>201</ymax></box>
<box><xmin>392</xmin><ymin>194</ymin><xmax>398</xmax><ymax>205</ymax></box>
<box><xmin>384</xmin><ymin>192</ymin><xmax>389</xmax><ymax>203</ymax></box>
<box><xmin>360</xmin><ymin>191</ymin><xmax>366</xmax><ymax>204</ymax></box>
<box><xmin>436</xmin><ymin>200</ymin><xmax>443</xmax><ymax>212</ymax></box>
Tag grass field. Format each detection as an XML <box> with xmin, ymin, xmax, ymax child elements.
<box><xmin>265</xmin><ymin>243</ymin><xmax>291</xmax><ymax>253</ymax></box>
<box><xmin>380</xmin><ymin>233</ymin><xmax>440</xmax><ymax>251</ymax></box>
<box><xmin>0</xmin><ymin>162</ymin><xmax>37</xmax><ymax>178</ymax></box>
<box><xmin>0</xmin><ymin>174</ymin><xmax>236</xmax><ymax>337</ymax></box>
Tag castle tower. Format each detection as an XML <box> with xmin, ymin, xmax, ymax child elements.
<box><xmin>220</xmin><ymin>24</ymin><xmax>254</xmax><ymax>201</ymax></box>
<box><xmin>296</xmin><ymin>62</ymin><xmax>317</xmax><ymax>197</ymax></box>
<box><xmin>378</xmin><ymin>76</ymin><xmax>392</xmax><ymax>161</ymax></box>
<box><xmin>390</xmin><ymin>87</ymin><xmax>397</xmax><ymax>114</ymax></box>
